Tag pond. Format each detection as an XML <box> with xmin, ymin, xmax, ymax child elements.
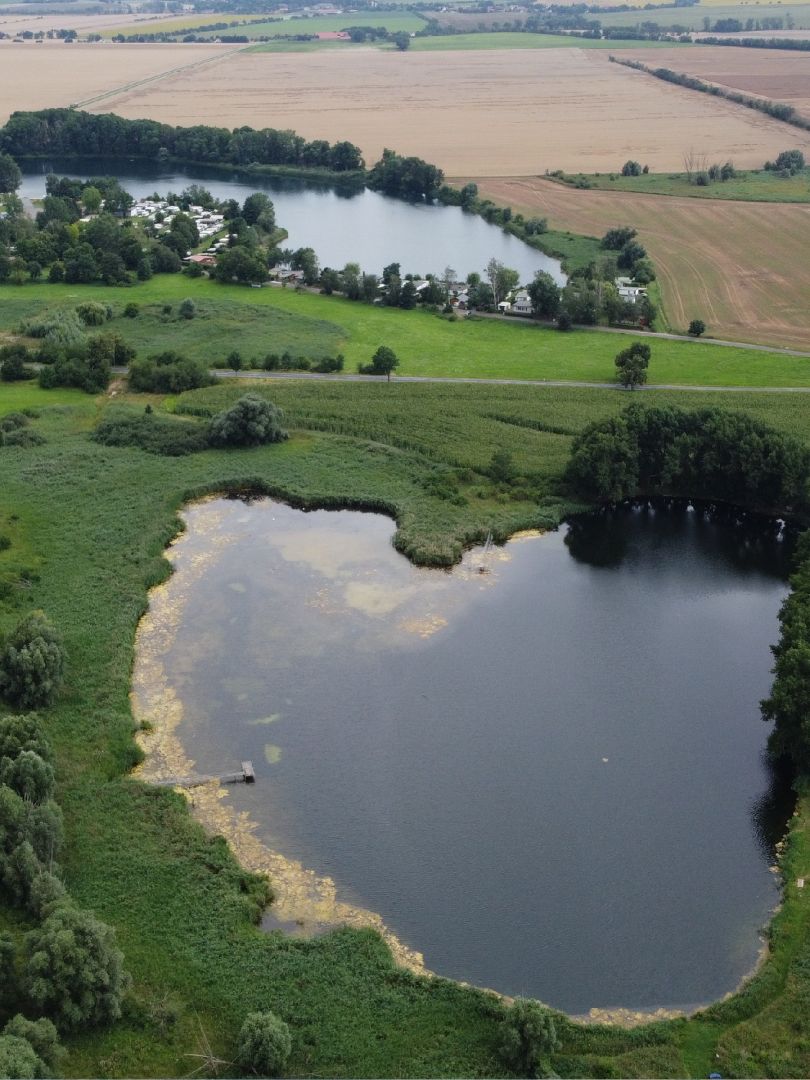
<box><xmin>133</xmin><ymin>497</ymin><xmax>793</xmax><ymax>1015</ymax></box>
<box><xmin>18</xmin><ymin>159</ymin><xmax>565</xmax><ymax>284</ymax></box>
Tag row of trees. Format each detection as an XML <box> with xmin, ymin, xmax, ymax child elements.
<box><xmin>0</xmin><ymin>109</ymin><xmax>365</xmax><ymax>173</ymax></box>
<box><xmin>0</xmin><ymin>612</ymin><xmax>131</xmax><ymax>1047</ymax></box>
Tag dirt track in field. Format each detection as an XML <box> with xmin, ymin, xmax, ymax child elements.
<box><xmin>85</xmin><ymin>47</ymin><xmax>810</xmax><ymax>175</ymax></box>
<box><xmin>620</xmin><ymin>45</ymin><xmax>810</xmax><ymax>120</ymax></box>
<box><xmin>466</xmin><ymin>176</ymin><xmax>810</xmax><ymax>350</ymax></box>
<box><xmin>0</xmin><ymin>42</ymin><xmax>232</xmax><ymax>121</ymax></box>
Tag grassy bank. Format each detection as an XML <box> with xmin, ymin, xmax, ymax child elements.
<box><xmin>0</xmin><ymin>379</ymin><xmax>809</xmax><ymax>1077</ymax></box>
<box><xmin>548</xmin><ymin>168</ymin><xmax>810</xmax><ymax>203</ymax></box>
<box><xmin>408</xmin><ymin>31</ymin><xmax>683</xmax><ymax>50</ymax></box>
<box><xmin>3</xmin><ymin>279</ymin><xmax>809</xmax><ymax>386</ymax></box>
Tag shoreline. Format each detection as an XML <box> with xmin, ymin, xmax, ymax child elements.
<box><xmin>129</xmin><ymin>494</ymin><xmax>784</xmax><ymax>1030</ymax></box>
<box><xmin>130</xmin><ymin>498</ymin><xmax>429</xmax><ymax>977</ymax></box>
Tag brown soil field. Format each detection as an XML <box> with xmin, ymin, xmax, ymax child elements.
<box><xmin>86</xmin><ymin>47</ymin><xmax>810</xmax><ymax>175</ymax></box>
<box><xmin>466</xmin><ymin>175</ymin><xmax>810</xmax><ymax>349</ymax></box>
<box><xmin>0</xmin><ymin>42</ymin><xmax>234</xmax><ymax>121</ymax></box>
<box><xmin>619</xmin><ymin>45</ymin><xmax>810</xmax><ymax>120</ymax></box>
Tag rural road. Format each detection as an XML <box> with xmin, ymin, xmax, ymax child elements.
<box><xmin>193</xmin><ymin>370</ymin><xmax>810</xmax><ymax>393</ymax></box>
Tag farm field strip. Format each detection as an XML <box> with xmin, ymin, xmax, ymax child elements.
<box><xmin>407</xmin><ymin>32</ymin><xmax>683</xmax><ymax>50</ymax></box>
<box><xmin>196</xmin><ymin>13</ymin><xmax>428</xmax><ymax>38</ymax></box>
<box><xmin>600</xmin><ymin>1</ymin><xmax>810</xmax><ymax>26</ymax></box>
<box><xmin>73</xmin><ymin>48</ymin><xmax>810</xmax><ymax>176</ymax></box>
<box><xmin>464</xmin><ymin>176</ymin><xmax>810</xmax><ymax>350</ymax></box>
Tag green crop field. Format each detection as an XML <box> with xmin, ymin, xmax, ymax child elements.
<box><xmin>598</xmin><ymin>2</ymin><xmax>810</xmax><ymax>27</ymax></box>
<box><xmin>2</xmin><ymin>278</ymin><xmax>809</xmax><ymax>387</ymax></box>
<box><xmin>199</xmin><ymin>12</ymin><xmax>426</xmax><ymax>37</ymax></box>
<box><xmin>1</xmin><ymin>377</ymin><xmax>809</xmax><ymax>1078</ymax></box>
<box><xmin>407</xmin><ymin>31</ymin><xmax>684</xmax><ymax>49</ymax></box>
<box><xmin>550</xmin><ymin>169</ymin><xmax>810</xmax><ymax>203</ymax></box>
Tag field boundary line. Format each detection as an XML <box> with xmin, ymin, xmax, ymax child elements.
<box><xmin>71</xmin><ymin>46</ymin><xmax>244</xmax><ymax>110</ymax></box>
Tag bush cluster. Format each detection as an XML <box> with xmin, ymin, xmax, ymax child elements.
<box><xmin>92</xmin><ymin>410</ymin><xmax>211</xmax><ymax>457</ymax></box>
<box><xmin>0</xmin><ymin>612</ymin><xmax>66</xmax><ymax>710</ymax></box>
<box><xmin>566</xmin><ymin>402</ymin><xmax>810</xmax><ymax>510</ymax></box>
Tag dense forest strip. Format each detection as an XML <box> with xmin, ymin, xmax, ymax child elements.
<box><xmin>610</xmin><ymin>55</ymin><xmax>810</xmax><ymax>132</ymax></box>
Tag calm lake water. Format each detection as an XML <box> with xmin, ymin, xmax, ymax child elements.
<box><xmin>151</xmin><ymin>497</ymin><xmax>792</xmax><ymax>1013</ymax></box>
<box><xmin>18</xmin><ymin>159</ymin><xmax>565</xmax><ymax>284</ymax></box>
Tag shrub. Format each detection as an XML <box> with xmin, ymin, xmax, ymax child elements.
<box><xmin>0</xmin><ymin>936</ymin><xmax>15</xmax><ymax>1011</ymax></box>
<box><xmin>178</xmin><ymin>298</ymin><xmax>196</xmax><ymax>320</ymax></box>
<box><xmin>500</xmin><ymin>999</ymin><xmax>560</xmax><ymax>1078</ymax></box>
<box><xmin>0</xmin><ymin>1033</ymin><xmax>46</xmax><ymax>1079</ymax></box>
<box><xmin>621</xmin><ymin>160</ymin><xmax>642</xmax><ymax>176</ymax></box>
<box><xmin>0</xmin><ymin>713</ymin><xmax>52</xmax><ymax>763</ymax></box>
<box><xmin>24</xmin><ymin>903</ymin><xmax>129</xmax><ymax>1030</ymax></box>
<box><xmin>123</xmin><ymin>303</ymin><xmax>139</xmax><ymax>318</ymax></box>
<box><xmin>75</xmin><ymin>301</ymin><xmax>110</xmax><ymax>327</ymax></box>
<box><xmin>27</xmin><ymin>869</ymin><xmax>67</xmax><ymax>920</ymax></box>
<box><xmin>237</xmin><ymin>1011</ymin><xmax>292</xmax><ymax>1077</ymax></box>
<box><xmin>92</xmin><ymin>411</ymin><xmax>210</xmax><ymax>457</ymax></box>
<box><xmin>0</xmin><ymin>612</ymin><xmax>66</xmax><ymax>709</ymax></box>
<box><xmin>127</xmin><ymin>354</ymin><xmax>213</xmax><ymax>394</ymax></box>
<box><xmin>0</xmin><ymin>751</ymin><xmax>54</xmax><ymax>803</ymax></box>
<box><xmin>209</xmin><ymin>395</ymin><xmax>288</xmax><ymax>448</ymax></box>
<box><xmin>3</xmin><ymin>1015</ymin><xmax>63</xmax><ymax>1073</ymax></box>
<box><xmin>0</xmin><ymin>346</ymin><xmax>34</xmax><ymax>383</ymax></box>
<box><xmin>21</xmin><ymin>310</ymin><xmax>84</xmax><ymax>347</ymax></box>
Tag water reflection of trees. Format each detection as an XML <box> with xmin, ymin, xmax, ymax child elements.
<box><xmin>564</xmin><ymin>498</ymin><xmax>796</xmax><ymax>579</ymax></box>
<box><xmin>750</xmin><ymin>753</ymin><xmax>796</xmax><ymax>861</ymax></box>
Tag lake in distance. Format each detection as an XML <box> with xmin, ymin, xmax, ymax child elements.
<box><xmin>141</xmin><ymin>496</ymin><xmax>793</xmax><ymax>1014</ymax></box>
<box><xmin>19</xmin><ymin>159</ymin><xmax>565</xmax><ymax>284</ymax></box>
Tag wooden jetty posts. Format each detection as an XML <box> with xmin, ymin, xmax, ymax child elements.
<box><xmin>153</xmin><ymin>760</ymin><xmax>255</xmax><ymax>789</ymax></box>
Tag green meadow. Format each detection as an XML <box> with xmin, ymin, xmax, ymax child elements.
<box><xmin>552</xmin><ymin>169</ymin><xmax>810</xmax><ymax>203</ymax></box>
<box><xmin>2</xmin><ymin>278</ymin><xmax>809</xmax><ymax>387</ymax></box>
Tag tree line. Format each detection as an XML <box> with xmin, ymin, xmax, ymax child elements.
<box><xmin>566</xmin><ymin>401</ymin><xmax>810</xmax><ymax>775</ymax></box>
<box><xmin>610</xmin><ymin>57</ymin><xmax>810</xmax><ymax>132</ymax></box>
<box><xmin>566</xmin><ymin>402</ymin><xmax>810</xmax><ymax>511</ymax></box>
<box><xmin>0</xmin><ymin>109</ymin><xmax>365</xmax><ymax>174</ymax></box>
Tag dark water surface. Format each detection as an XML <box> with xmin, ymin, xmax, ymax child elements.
<box><xmin>161</xmin><ymin>497</ymin><xmax>792</xmax><ymax>1013</ymax></box>
<box><xmin>18</xmin><ymin>159</ymin><xmax>564</xmax><ymax>283</ymax></box>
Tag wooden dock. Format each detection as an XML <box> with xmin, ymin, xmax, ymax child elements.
<box><xmin>153</xmin><ymin>761</ymin><xmax>255</xmax><ymax>789</ymax></box>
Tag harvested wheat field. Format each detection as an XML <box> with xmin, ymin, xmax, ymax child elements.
<box><xmin>619</xmin><ymin>45</ymin><xmax>810</xmax><ymax>121</ymax></box>
<box><xmin>0</xmin><ymin>12</ymin><xmax>165</xmax><ymax>35</ymax></box>
<box><xmin>468</xmin><ymin>176</ymin><xmax>810</xmax><ymax>349</ymax></box>
<box><xmin>0</xmin><ymin>42</ymin><xmax>233</xmax><ymax>122</ymax></box>
<box><xmin>90</xmin><ymin>47</ymin><xmax>810</xmax><ymax>175</ymax></box>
